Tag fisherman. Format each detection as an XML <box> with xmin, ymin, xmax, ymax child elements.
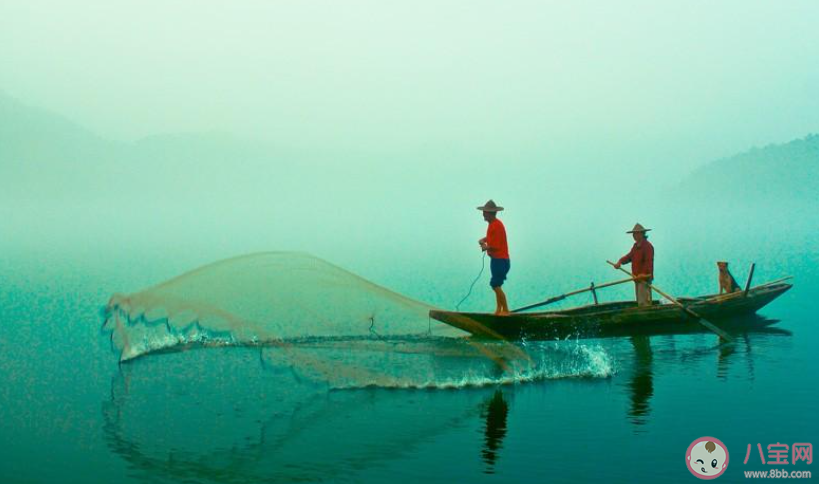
<box><xmin>613</xmin><ymin>223</ymin><xmax>654</xmax><ymax>307</ymax></box>
<box><xmin>477</xmin><ymin>200</ymin><xmax>510</xmax><ymax>315</ymax></box>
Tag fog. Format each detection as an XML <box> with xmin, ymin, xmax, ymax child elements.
<box><xmin>3</xmin><ymin>1</ymin><xmax>819</xmax><ymax>160</ymax></box>
<box><xmin>1</xmin><ymin>1</ymin><xmax>818</xmax><ymax>302</ymax></box>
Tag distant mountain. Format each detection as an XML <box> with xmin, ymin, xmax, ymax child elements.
<box><xmin>0</xmin><ymin>92</ymin><xmax>293</xmax><ymax>206</ymax></box>
<box><xmin>677</xmin><ymin>134</ymin><xmax>819</xmax><ymax>202</ymax></box>
<box><xmin>0</xmin><ymin>90</ymin><xmax>123</xmax><ymax>164</ymax></box>
<box><xmin>0</xmin><ymin>92</ymin><xmax>128</xmax><ymax>204</ymax></box>
<box><xmin>4</xmin><ymin>90</ymin><xmax>816</xmax><ymax>213</ymax></box>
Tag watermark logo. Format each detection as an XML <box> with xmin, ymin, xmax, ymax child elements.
<box><xmin>744</xmin><ymin>442</ymin><xmax>812</xmax><ymax>465</ymax></box>
<box><xmin>686</xmin><ymin>437</ymin><xmax>729</xmax><ymax>480</ymax></box>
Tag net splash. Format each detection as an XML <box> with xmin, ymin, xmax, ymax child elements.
<box><xmin>103</xmin><ymin>252</ymin><xmax>461</xmax><ymax>361</ymax></box>
<box><xmin>102</xmin><ymin>252</ymin><xmax>614</xmax><ymax>388</ymax></box>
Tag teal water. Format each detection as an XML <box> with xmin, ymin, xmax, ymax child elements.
<box><xmin>1</xmin><ymin>240</ymin><xmax>816</xmax><ymax>483</ymax></box>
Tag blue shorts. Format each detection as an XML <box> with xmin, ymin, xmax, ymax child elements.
<box><xmin>490</xmin><ymin>258</ymin><xmax>510</xmax><ymax>288</ymax></box>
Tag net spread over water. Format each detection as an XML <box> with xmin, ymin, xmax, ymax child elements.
<box><xmin>103</xmin><ymin>252</ymin><xmax>614</xmax><ymax>388</ymax></box>
<box><xmin>104</xmin><ymin>252</ymin><xmax>460</xmax><ymax>358</ymax></box>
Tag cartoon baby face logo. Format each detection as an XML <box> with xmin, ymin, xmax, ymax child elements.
<box><xmin>686</xmin><ymin>437</ymin><xmax>729</xmax><ymax>479</ymax></box>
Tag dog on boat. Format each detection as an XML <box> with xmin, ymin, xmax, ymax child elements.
<box><xmin>717</xmin><ymin>261</ymin><xmax>741</xmax><ymax>294</ymax></box>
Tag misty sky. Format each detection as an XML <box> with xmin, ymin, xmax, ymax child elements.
<box><xmin>2</xmin><ymin>0</ymin><xmax>819</xmax><ymax>175</ymax></box>
<box><xmin>3</xmin><ymin>0</ymin><xmax>819</xmax><ymax>314</ymax></box>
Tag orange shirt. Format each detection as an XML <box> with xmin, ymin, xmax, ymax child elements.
<box><xmin>486</xmin><ymin>218</ymin><xmax>509</xmax><ymax>259</ymax></box>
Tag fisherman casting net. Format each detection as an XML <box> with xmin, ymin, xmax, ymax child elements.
<box><xmin>103</xmin><ymin>252</ymin><xmax>612</xmax><ymax>387</ymax></box>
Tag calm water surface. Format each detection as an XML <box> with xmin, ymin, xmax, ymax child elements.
<box><xmin>1</xmin><ymin>244</ymin><xmax>816</xmax><ymax>483</ymax></box>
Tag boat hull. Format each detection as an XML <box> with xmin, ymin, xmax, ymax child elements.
<box><xmin>429</xmin><ymin>282</ymin><xmax>792</xmax><ymax>340</ymax></box>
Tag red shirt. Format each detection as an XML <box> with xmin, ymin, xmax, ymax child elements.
<box><xmin>486</xmin><ymin>218</ymin><xmax>509</xmax><ymax>259</ymax></box>
<box><xmin>619</xmin><ymin>240</ymin><xmax>654</xmax><ymax>280</ymax></box>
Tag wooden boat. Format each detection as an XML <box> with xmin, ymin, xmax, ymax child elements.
<box><xmin>429</xmin><ymin>279</ymin><xmax>792</xmax><ymax>340</ymax></box>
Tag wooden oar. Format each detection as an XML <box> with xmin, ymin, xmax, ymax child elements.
<box><xmin>606</xmin><ymin>260</ymin><xmax>734</xmax><ymax>342</ymax></box>
<box><xmin>511</xmin><ymin>276</ymin><xmax>635</xmax><ymax>313</ymax></box>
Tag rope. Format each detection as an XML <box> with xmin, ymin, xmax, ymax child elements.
<box><xmin>368</xmin><ymin>315</ymin><xmax>384</xmax><ymax>340</ymax></box>
<box><xmin>456</xmin><ymin>252</ymin><xmax>487</xmax><ymax>311</ymax></box>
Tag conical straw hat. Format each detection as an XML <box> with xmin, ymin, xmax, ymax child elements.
<box><xmin>477</xmin><ymin>200</ymin><xmax>504</xmax><ymax>212</ymax></box>
<box><xmin>626</xmin><ymin>223</ymin><xmax>651</xmax><ymax>233</ymax></box>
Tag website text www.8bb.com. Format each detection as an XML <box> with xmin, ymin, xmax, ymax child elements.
<box><xmin>744</xmin><ymin>469</ymin><xmax>812</xmax><ymax>479</ymax></box>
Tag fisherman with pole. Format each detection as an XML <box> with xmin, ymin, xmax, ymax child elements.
<box><xmin>607</xmin><ymin>224</ymin><xmax>733</xmax><ymax>341</ymax></box>
<box><xmin>613</xmin><ymin>223</ymin><xmax>655</xmax><ymax>307</ymax></box>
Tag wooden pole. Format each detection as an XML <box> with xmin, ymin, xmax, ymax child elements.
<box><xmin>607</xmin><ymin>261</ymin><xmax>733</xmax><ymax>342</ymax></box>
<box><xmin>744</xmin><ymin>263</ymin><xmax>756</xmax><ymax>297</ymax></box>
<box><xmin>511</xmin><ymin>276</ymin><xmax>635</xmax><ymax>313</ymax></box>
<box><xmin>754</xmin><ymin>275</ymin><xmax>792</xmax><ymax>287</ymax></box>
<box><xmin>590</xmin><ymin>282</ymin><xmax>599</xmax><ymax>305</ymax></box>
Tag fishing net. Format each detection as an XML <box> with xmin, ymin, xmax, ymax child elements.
<box><xmin>102</xmin><ymin>252</ymin><xmax>613</xmax><ymax>388</ymax></box>
<box><xmin>103</xmin><ymin>252</ymin><xmax>463</xmax><ymax>360</ymax></box>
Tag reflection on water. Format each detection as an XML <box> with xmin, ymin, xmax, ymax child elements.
<box><xmin>481</xmin><ymin>389</ymin><xmax>509</xmax><ymax>474</ymax></box>
<box><xmin>102</xmin><ymin>349</ymin><xmax>493</xmax><ymax>484</ymax></box>
<box><xmin>622</xmin><ymin>317</ymin><xmax>792</xmax><ymax>431</ymax></box>
<box><xmin>627</xmin><ymin>336</ymin><xmax>654</xmax><ymax>427</ymax></box>
<box><xmin>717</xmin><ymin>339</ymin><xmax>736</xmax><ymax>380</ymax></box>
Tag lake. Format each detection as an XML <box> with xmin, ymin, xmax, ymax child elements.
<box><xmin>1</xmin><ymin>233</ymin><xmax>816</xmax><ymax>483</ymax></box>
